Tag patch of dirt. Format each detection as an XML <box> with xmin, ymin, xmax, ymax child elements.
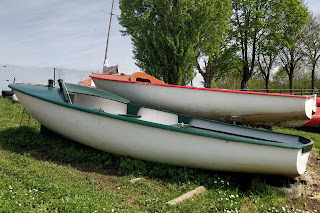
<box><xmin>127</xmin><ymin>198</ymin><xmax>136</xmax><ymax>205</ymax></box>
<box><xmin>241</xmin><ymin>199</ymin><xmax>256</xmax><ymax>212</ymax></box>
<box><xmin>295</xmin><ymin>150</ymin><xmax>320</xmax><ymax>211</ymax></box>
<box><xmin>83</xmin><ymin>170</ymin><xmax>119</xmax><ymax>183</ymax></box>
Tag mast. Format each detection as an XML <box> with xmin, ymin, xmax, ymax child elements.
<box><xmin>103</xmin><ymin>0</ymin><xmax>115</xmax><ymax>68</ymax></box>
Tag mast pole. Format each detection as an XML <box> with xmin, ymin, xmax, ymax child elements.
<box><xmin>103</xmin><ymin>0</ymin><xmax>115</xmax><ymax>67</ymax></box>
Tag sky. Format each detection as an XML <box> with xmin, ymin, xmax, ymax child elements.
<box><xmin>0</xmin><ymin>0</ymin><xmax>134</xmax><ymax>72</ymax></box>
<box><xmin>0</xmin><ymin>0</ymin><xmax>319</xmax><ymax>81</ymax></box>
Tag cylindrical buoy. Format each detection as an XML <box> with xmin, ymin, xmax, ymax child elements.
<box><xmin>11</xmin><ymin>93</ymin><xmax>19</xmax><ymax>103</ymax></box>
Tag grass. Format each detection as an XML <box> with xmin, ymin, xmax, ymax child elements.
<box><xmin>0</xmin><ymin>97</ymin><xmax>319</xmax><ymax>212</ymax></box>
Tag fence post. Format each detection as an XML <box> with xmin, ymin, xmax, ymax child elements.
<box><xmin>54</xmin><ymin>68</ymin><xmax>56</xmax><ymax>86</ymax></box>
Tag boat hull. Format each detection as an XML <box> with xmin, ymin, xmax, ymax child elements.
<box><xmin>14</xmin><ymin>90</ymin><xmax>310</xmax><ymax>176</ymax></box>
<box><xmin>91</xmin><ymin>77</ymin><xmax>316</xmax><ymax>127</ymax></box>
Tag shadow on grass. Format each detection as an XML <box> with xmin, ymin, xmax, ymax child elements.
<box><xmin>0</xmin><ymin>126</ymin><xmax>296</xmax><ymax>194</ymax></box>
<box><xmin>0</xmin><ymin>126</ymin><xmax>121</xmax><ymax>176</ymax></box>
<box><xmin>295</xmin><ymin>126</ymin><xmax>320</xmax><ymax>134</ymax></box>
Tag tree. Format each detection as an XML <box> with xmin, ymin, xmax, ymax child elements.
<box><xmin>119</xmin><ymin>0</ymin><xmax>197</xmax><ymax>85</ymax></box>
<box><xmin>230</xmin><ymin>0</ymin><xmax>309</xmax><ymax>90</ymax></box>
<box><xmin>278</xmin><ymin>0</ymin><xmax>309</xmax><ymax>94</ymax></box>
<box><xmin>197</xmin><ymin>44</ymin><xmax>242</xmax><ymax>88</ymax></box>
<box><xmin>193</xmin><ymin>0</ymin><xmax>232</xmax><ymax>88</ymax></box>
<box><xmin>303</xmin><ymin>13</ymin><xmax>320</xmax><ymax>92</ymax></box>
<box><xmin>230</xmin><ymin>0</ymin><xmax>272</xmax><ymax>90</ymax></box>
<box><xmin>257</xmin><ymin>54</ymin><xmax>278</xmax><ymax>92</ymax></box>
<box><xmin>280</xmin><ymin>42</ymin><xmax>305</xmax><ymax>94</ymax></box>
<box><xmin>119</xmin><ymin>0</ymin><xmax>232</xmax><ymax>86</ymax></box>
<box><xmin>256</xmin><ymin>7</ymin><xmax>284</xmax><ymax>92</ymax></box>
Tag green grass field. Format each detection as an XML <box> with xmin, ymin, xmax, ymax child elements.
<box><xmin>0</xmin><ymin>97</ymin><xmax>319</xmax><ymax>212</ymax></box>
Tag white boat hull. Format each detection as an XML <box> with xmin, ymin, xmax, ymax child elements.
<box><xmin>14</xmin><ymin>91</ymin><xmax>310</xmax><ymax>176</ymax></box>
<box><xmin>92</xmin><ymin>78</ymin><xmax>317</xmax><ymax>127</ymax></box>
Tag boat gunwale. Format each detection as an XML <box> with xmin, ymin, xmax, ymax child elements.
<box><xmin>90</xmin><ymin>74</ymin><xmax>316</xmax><ymax>99</ymax></box>
<box><xmin>60</xmin><ymin>79</ymin><xmax>130</xmax><ymax>104</ymax></box>
<box><xmin>9</xmin><ymin>83</ymin><xmax>314</xmax><ymax>152</ymax></box>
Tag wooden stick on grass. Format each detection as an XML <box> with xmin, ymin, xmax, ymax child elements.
<box><xmin>166</xmin><ymin>186</ymin><xmax>206</xmax><ymax>205</ymax></box>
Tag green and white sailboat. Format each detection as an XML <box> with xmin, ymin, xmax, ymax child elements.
<box><xmin>9</xmin><ymin>80</ymin><xmax>314</xmax><ymax>176</ymax></box>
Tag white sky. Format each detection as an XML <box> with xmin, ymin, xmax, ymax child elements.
<box><xmin>0</xmin><ymin>0</ymin><xmax>319</xmax><ymax>78</ymax></box>
<box><xmin>0</xmin><ymin>0</ymin><xmax>137</xmax><ymax>73</ymax></box>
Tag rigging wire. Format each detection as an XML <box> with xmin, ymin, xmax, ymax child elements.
<box><xmin>100</xmin><ymin>10</ymin><xmax>119</xmax><ymax>17</ymax></box>
<box><xmin>88</xmin><ymin>0</ymin><xmax>107</xmax><ymax>71</ymax></box>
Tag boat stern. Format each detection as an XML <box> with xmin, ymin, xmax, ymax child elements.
<box><xmin>296</xmin><ymin>150</ymin><xmax>311</xmax><ymax>175</ymax></box>
<box><xmin>305</xmin><ymin>95</ymin><xmax>317</xmax><ymax>119</ymax></box>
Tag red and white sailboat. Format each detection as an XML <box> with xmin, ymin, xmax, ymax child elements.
<box><xmin>90</xmin><ymin>72</ymin><xmax>317</xmax><ymax>127</ymax></box>
<box><xmin>86</xmin><ymin>0</ymin><xmax>317</xmax><ymax>127</ymax></box>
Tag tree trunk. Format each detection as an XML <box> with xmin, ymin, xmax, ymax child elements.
<box><xmin>197</xmin><ymin>56</ymin><xmax>215</xmax><ymax>88</ymax></box>
<box><xmin>311</xmin><ymin>63</ymin><xmax>316</xmax><ymax>93</ymax></box>
<box><xmin>265</xmin><ymin>77</ymin><xmax>270</xmax><ymax>93</ymax></box>
<box><xmin>241</xmin><ymin>64</ymin><xmax>250</xmax><ymax>90</ymax></box>
<box><xmin>241</xmin><ymin>79</ymin><xmax>246</xmax><ymax>90</ymax></box>
<box><xmin>289</xmin><ymin>72</ymin><xmax>294</xmax><ymax>94</ymax></box>
<box><xmin>202</xmin><ymin>73</ymin><xmax>211</xmax><ymax>88</ymax></box>
<box><xmin>201</xmin><ymin>70</ymin><xmax>214</xmax><ymax>88</ymax></box>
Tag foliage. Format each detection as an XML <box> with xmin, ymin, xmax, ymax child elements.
<box><xmin>193</xmin><ymin>0</ymin><xmax>231</xmax><ymax>57</ymax></box>
<box><xmin>197</xmin><ymin>43</ymin><xmax>243</xmax><ymax>88</ymax></box>
<box><xmin>271</xmin><ymin>67</ymin><xmax>289</xmax><ymax>89</ymax></box>
<box><xmin>230</xmin><ymin>0</ymin><xmax>274</xmax><ymax>89</ymax></box>
<box><xmin>302</xmin><ymin>13</ymin><xmax>320</xmax><ymax>90</ymax></box>
<box><xmin>119</xmin><ymin>0</ymin><xmax>233</xmax><ymax>87</ymax></box>
<box><xmin>196</xmin><ymin>44</ymin><xmax>243</xmax><ymax>89</ymax></box>
<box><xmin>234</xmin><ymin>65</ymin><xmax>320</xmax><ymax>94</ymax></box>
<box><xmin>213</xmin><ymin>45</ymin><xmax>243</xmax><ymax>82</ymax></box>
<box><xmin>256</xmin><ymin>10</ymin><xmax>283</xmax><ymax>92</ymax></box>
<box><xmin>117</xmin><ymin>0</ymin><xmax>320</xmax><ymax>92</ymax></box>
<box><xmin>214</xmin><ymin>69</ymin><xmax>242</xmax><ymax>90</ymax></box>
<box><xmin>229</xmin><ymin>0</ymin><xmax>310</xmax><ymax>90</ymax></box>
<box><xmin>278</xmin><ymin>0</ymin><xmax>310</xmax><ymax>93</ymax></box>
<box><xmin>119</xmin><ymin>0</ymin><xmax>200</xmax><ymax>85</ymax></box>
<box><xmin>193</xmin><ymin>0</ymin><xmax>232</xmax><ymax>88</ymax></box>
